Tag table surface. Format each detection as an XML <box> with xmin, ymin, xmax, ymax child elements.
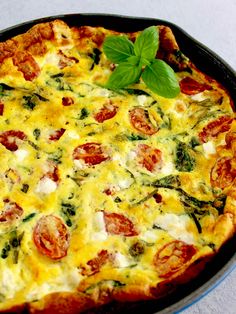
<box><xmin>0</xmin><ymin>1</ymin><xmax>235</xmax><ymax>313</ymax></box>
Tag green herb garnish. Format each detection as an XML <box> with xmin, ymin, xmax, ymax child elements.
<box><xmin>103</xmin><ymin>26</ymin><xmax>180</xmax><ymax>98</ymax></box>
<box><xmin>33</xmin><ymin>128</ymin><xmax>41</xmax><ymax>140</ymax></box>
<box><xmin>126</xmin><ymin>133</ymin><xmax>146</xmax><ymax>141</ymax></box>
<box><xmin>175</xmin><ymin>141</ymin><xmax>196</xmax><ymax>172</ymax></box>
<box><xmin>23</xmin><ymin>213</ymin><xmax>36</xmax><ymax>222</ymax></box>
<box><xmin>79</xmin><ymin>108</ymin><xmax>89</xmax><ymax>120</ymax></box>
<box><xmin>21</xmin><ymin>184</ymin><xmax>29</xmax><ymax>193</ymax></box>
<box><xmin>61</xmin><ymin>202</ymin><xmax>76</xmax><ymax>227</ymax></box>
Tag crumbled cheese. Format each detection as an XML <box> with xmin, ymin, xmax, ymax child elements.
<box><xmin>140</xmin><ymin>230</ymin><xmax>160</xmax><ymax>242</ymax></box>
<box><xmin>91</xmin><ymin>231</ymin><xmax>108</xmax><ymax>241</ymax></box>
<box><xmin>113</xmin><ymin>252</ymin><xmax>130</xmax><ymax>268</ymax></box>
<box><xmin>43</xmin><ymin>53</ymin><xmax>60</xmax><ymax>67</ymax></box>
<box><xmin>67</xmin><ymin>130</ymin><xmax>80</xmax><ymax>139</ymax></box>
<box><xmin>91</xmin><ymin>211</ymin><xmax>108</xmax><ymax>241</ymax></box>
<box><xmin>74</xmin><ymin>159</ymin><xmax>86</xmax><ymax>169</ymax></box>
<box><xmin>159</xmin><ymin>161</ymin><xmax>175</xmax><ymax>175</ymax></box>
<box><xmin>155</xmin><ymin>214</ymin><xmax>195</xmax><ymax>244</ymax></box>
<box><xmin>92</xmin><ymin>87</ymin><xmax>111</xmax><ymax>97</ymax></box>
<box><xmin>36</xmin><ymin>177</ymin><xmax>57</xmax><ymax>194</ymax></box>
<box><xmin>112</xmin><ymin>153</ymin><xmax>123</xmax><ymax>163</ymax></box>
<box><xmin>1</xmin><ymin>268</ymin><xmax>23</xmax><ymax>299</ymax></box>
<box><xmin>191</xmin><ymin>93</ymin><xmax>206</xmax><ymax>101</ymax></box>
<box><xmin>127</xmin><ymin>150</ymin><xmax>137</xmax><ymax>160</ymax></box>
<box><xmin>117</xmin><ymin>178</ymin><xmax>133</xmax><ymax>190</ymax></box>
<box><xmin>14</xmin><ymin>149</ymin><xmax>28</xmax><ymax>162</ymax></box>
<box><xmin>137</xmin><ymin>95</ymin><xmax>147</xmax><ymax>106</ymax></box>
<box><xmin>202</xmin><ymin>141</ymin><xmax>216</xmax><ymax>157</ymax></box>
<box><xmin>93</xmin><ymin>212</ymin><xmax>106</xmax><ymax>231</ymax></box>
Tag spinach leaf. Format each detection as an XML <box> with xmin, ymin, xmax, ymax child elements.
<box><xmin>33</xmin><ymin>93</ymin><xmax>49</xmax><ymax>102</ymax></box>
<box><xmin>175</xmin><ymin>142</ymin><xmax>195</xmax><ymax>172</ymax></box>
<box><xmin>23</xmin><ymin>95</ymin><xmax>36</xmax><ymax>110</ymax></box>
<box><xmin>89</xmin><ymin>48</ymin><xmax>102</xmax><ymax>70</ymax></box>
<box><xmin>1</xmin><ymin>242</ymin><xmax>11</xmax><ymax>259</ymax></box>
<box><xmin>114</xmin><ymin>196</ymin><xmax>122</xmax><ymax>203</ymax></box>
<box><xmin>33</xmin><ymin>128</ymin><xmax>41</xmax><ymax>140</ymax></box>
<box><xmin>21</xmin><ymin>184</ymin><xmax>29</xmax><ymax>193</ymax></box>
<box><xmin>189</xmin><ymin>136</ymin><xmax>200</xmax><ymax>149</ymax></box>
<box><xmin>61</xmin><ymin>202</ymin><xmax>76</xmax><ymax>227</ymax></box>
<box><xmin>126</xmin><ymin>133</ymin><xmax>146</xmax><ymax>141</ymax></box>
<box><xmin>47</xmin><ymin>76</ymin><xmax>72</xmax><ymax>91</ymax></box>
<box><xmin>153</xmin><ymin>175</ymin><xmax>181</xmax><ymax>188</ymax></box>
<box><xmin>22</xmin><ymin>213</ymin><xmax>36</xmax><ymax>222</ymax></box>
<box><xmin>0</xmin><ymin>83</ymin><xmax>14</xmax><ymax>96</ymax></box>
<box><xmin>22</xmin><ymin>93</ymin><xmax>48</xmax><ymax>110</ymax></box>
<box><xmin>50</xmin><ymin>73</ymin><xmax>64</xmax><ymax>78</ymax></box>
<box><xmin>48</xmin><ymin>148</ymin><xmax>63</xmax><ymax>164</ymax></box>
<box><xmin>189</xmin><ymin>212</ymin><xmax>202</xmax><ymax>233</ymax></box>
<box><xmin>79</xmin><ymin>108</ymin><xmax>89</xmax><ymax>120</ymax></box>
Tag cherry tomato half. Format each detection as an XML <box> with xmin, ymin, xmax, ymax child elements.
<box><xmin>33</xmin><ymin>215</ymin><xmax>70</xmax><ymax>260</ymax></box>
<box><xmin>104</xmin><ymin>212</ymin><xmax>138</xmax><ymax>237</ymax></box>
<box><xmin>153</xmin><ymin>240</ymin><xmax>197</xmax><ymax>278</ymax></box>
<box><xmin>73</xmin><ymin>142</ymin><xmax>109</xmax><ymax>166</ymax></box>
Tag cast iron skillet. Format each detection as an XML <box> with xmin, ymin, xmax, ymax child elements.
<box><xmin>0</xmin><ymin>13</ymin><xmax>235</xmax><ymax>314</ymax></box>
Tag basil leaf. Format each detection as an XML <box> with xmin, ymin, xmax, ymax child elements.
<box><xmin>127</xmin><ymin>55</ymin><xmax>140</xmax><ymax>66</ymax></box>
<box><xmin>106</xmin><ymin>63</ymin><xmax>142</xmax><ymax>90</ymax></box>
<box><xmin>142</xmin><ymin>59</ymin><xmax>180</xmax><ymax>98</ymax></box>
<box><xmin>134</xmin><ymin>26</ymin><xmax>159</xmax><ymax>61</ymax></box>
<box><xmin>103</xmin><ymin>36</ymin><xmax>134</xmax><ymax>63</ymax></box>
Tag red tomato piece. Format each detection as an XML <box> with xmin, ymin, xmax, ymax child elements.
<box><xmin>129</xmin><ymin>108</ymin><xmax>158</xmax><ymax>135</ymax></box>
<box><xmin>138</xmin><ymin>144</ymin><xmax>162</xmax><ymax>172</ymax></box>
<box><xmin>0</xmin><ymin>130</ymin><xmax>27</xmax><ymax>151</ymax></box>
<box><xmin>13</xmin><ymin>51</ymin><xmax>40</xmax><ymax>81</ymax></box>
<box><xmin>104</xmin><ymin>212</ymin><xmax>138</xmax><ymax>237</ymax></box>
<box><xmin>82</xmin><ymin>250</ymin><xmax>110</xmax><ymax>276</ymax></box>
<box><xmin>179</xmin><ymin>77</ymin><xmax>211</xmax><ymax>95</ymax></box>
<box><xmin>103</xmin><ymin>187</ymin><xmax>116</xmax><ymax>196</ymax></box>
<box><xmin>49</xmin><ymin>128</ymin><xmax>66</xmax><ymax>141</ymax></box>
<box><xmin>33</xmin><ymin>215</ymin><xmax>70</xmax><ymax>260</ymax></box>
<box><xmin>225</xmin><ymin>131</ymin><xmax>236</xmax><ymax>148</ymax></box>
<box><xmin>73</xmin><ymin>142</ymin><xmax>109</xmax><ymax>166</ymax></box>
<box><xmin>0</xmin><ymin>101</ymin><xmax>4</xmax><ymax>115</ymax></box>
<box><xmin>94</xmin><ymin>103</ymin><xmax>118</xmax><ymax>123</ymax></box>
<box><xmin>0</xmin><ymin>200</ymin><xmax>23</xmax><ymax>223</ymax></box>
<box><xmin>62</xmin><ymin>97</ymin><xmax>74</xmax><ymax>106</ymax></box>
<box><xmin>211</xmin><ymin>157</ymin><xmax>236</xmax><ymax>190</ymax></box>
<box><xmin>199</xmin><ymin>116</ymin><xmax>233</xmax><ymax>143</ymax></box>
<box><xmin>153</xmin><ymin>193</ymin><xmax>162</xmax><ymax>203</ymax></box>
<box><xmin>45</xmin><ymin>163</ymin><xmax>59</xmax><ymax>183</ymax></box>
<box><xmin>153</xmin><ymin>240</ymin><xmax>197</xmax><ymax>278</ymax></box>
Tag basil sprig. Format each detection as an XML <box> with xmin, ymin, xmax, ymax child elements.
<box><xmin>103</xmin><ymin>26</ymin><xmax>180</xmax><ymax>98</ymax></box>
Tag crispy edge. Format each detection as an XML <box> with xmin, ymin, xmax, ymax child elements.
<box><xmin>0</xmin><ymin>252</ymin><xmax>217</xmax><ymax>314</ymax></box>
